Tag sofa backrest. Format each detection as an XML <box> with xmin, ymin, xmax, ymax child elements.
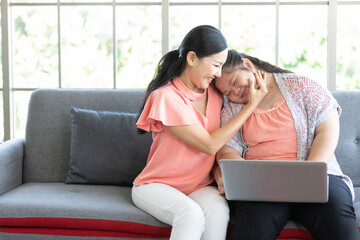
<box><xmin>333</xmin><ymin>91</ymin><xmax>360</xmax><ymax>187</ymax></box>
<box><xmin>24</xmin><ymin>89</ymin><xmax>360</xmax><ymax>187</ymax></box>
<box><xmin>24</xmin><ymin>88</ymin><xmax>147</xmax><ymax>183</ymax></box>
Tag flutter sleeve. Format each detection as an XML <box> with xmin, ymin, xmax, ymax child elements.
<box><xmin>136</xmin><ymin>89</ymin><xmax>201</xmax><ymax>132</ymax></box>
<box><xmin>302</xmin><ymin>77</ymin><xmax>342</xmax><ymax>127</ymax></box>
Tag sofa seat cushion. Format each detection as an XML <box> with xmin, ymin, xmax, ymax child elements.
<box><xmin>0</xmin><ymin>183</ymin><xmax>171</xmax><ymax>238</ymax></box>
<box><xmin>1</xmin><ymin>183</ymin><xmax>357</xmax><ymax>239</ymax></box>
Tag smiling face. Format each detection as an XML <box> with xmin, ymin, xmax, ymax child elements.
<box><xmin>183</xmin><ymin>49</ymin><xmax>228</xmax><ymax>92</ymax></box>
<box><xmin>215</xmin><ymin>67</ymin><xmax>256</xmax><ymax>104</ymax></box>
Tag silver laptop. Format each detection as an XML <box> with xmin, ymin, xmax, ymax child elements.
<box><xmin>219</xmin><ymin>159</ymin><xmax>328</xmax><ymax>203</ymax></box>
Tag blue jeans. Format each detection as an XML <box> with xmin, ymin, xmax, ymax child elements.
<box><xmin>229</xmin><ymin>175</ymin><xmax>360</xmax><ymax>240</ymax></box>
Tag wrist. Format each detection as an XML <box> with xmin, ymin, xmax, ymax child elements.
<box><xmin>243</xmin><ymin>102</ymin><xmax>257</xmax><ymax>112</ymax></box>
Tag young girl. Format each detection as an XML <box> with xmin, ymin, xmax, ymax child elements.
<box><xmin>214</xmin><ymin>49</ymin><xmax>359</xmax><ymax>240</ymax></box>
<box><xmin>132</xmin><ymin>26</ymin><xmax>267</xmax><ymax>240</ymax></box>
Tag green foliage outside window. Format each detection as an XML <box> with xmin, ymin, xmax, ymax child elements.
<box><xmin>1</xmin><ymin>2</ymin><xmax>359</xmax><ymax>140</ymax></box>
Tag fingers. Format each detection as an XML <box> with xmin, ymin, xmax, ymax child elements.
<box><xmin>248</xmin><ymin>77</ymin><xmax>255</xmax><ymax>90</ymax></box>
<box><xmin>254</xmin><ymin>70</ymin><xmax>267</xmax><ymax>90</ymax></box>
<box><xmin>245</xmin><ymin>70</ymin><xmax>268</xmax><ymax>107</ymax></box>
<box><xmin>262</xmin><ymin>71</ymin><xmax>267</xmax><ymax>81</ymax></box>
<box><xmin>218</xmin><ymin>187</ymin><xmax>225</xmax><ymax>196</ymax></box>
<box><xmin>217</xmin><ymin>178</ymin><xmax>225</xmax><ymax>196</ymax></box>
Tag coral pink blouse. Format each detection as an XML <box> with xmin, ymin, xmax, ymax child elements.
<box><xmin>133</xmin><ymin>77</ymin><xmax>223</xmax><ymax>195</ymax></box>
<box><xmin>243</xmin><ymin>96</ymin><xmax>298</xmax><ymax>160</ymax></box>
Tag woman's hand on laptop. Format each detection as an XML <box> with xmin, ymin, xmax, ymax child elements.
<box><xmin>215</xmin><ymin>145</ymin><xmax>244</xmax><ymax>196</ymax></box>
<box><xmin>217</xmin><ymin>177</ymin><xmax>225</xmax><ymax>196</ymax></box>
<box><xmin>212</xmin><ymin>163</ymin><xmax>225</xmax><ymax>196</ymax></box>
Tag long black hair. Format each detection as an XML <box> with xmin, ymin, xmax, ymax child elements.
<box><xmin>137</xmin><ymin>25</ymin><xmax>228</xmax><ymax>134</ymax></box>
<box><xmin>223</xmin><ymin>49</ymin><xmax>293</xmax><ymax>74</ymax></box>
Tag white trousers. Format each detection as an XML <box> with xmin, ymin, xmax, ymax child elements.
<box><xmin>132</xmin><ymin>183</ymin><xmax>230</xmax><ymax>240</ymax></box>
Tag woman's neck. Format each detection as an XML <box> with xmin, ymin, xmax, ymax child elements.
<box><xmin>179</xmin><ymin>71</ymin><xmax>205</xmax><ymax>94</ymax></box>
<box><xmin>257</xmin><ymin>72</ymin><xmax>283</xmax><ymax>110</ymax></box>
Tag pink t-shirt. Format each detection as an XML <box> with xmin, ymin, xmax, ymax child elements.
<box><xmin>134</xmin><ymin>77</ymin><xmax>223</xmax><ymax>195</ymax></box>
<box><xmin>243</xmin><ymin>96</ymin><xmax>298</xmax><ymax>160</ymax></box>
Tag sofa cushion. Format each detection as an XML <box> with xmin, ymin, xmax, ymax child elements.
<box><xmin>0</xmin><ymin>183</ymin><xmax>171</xmax><ymax>238</ymax></box>
<box><xmin>66</xmin><ymin>107</ymin><xmax>151</xmax><ymax>186</ymax></box>
<box><xmin>0</xmin><ymin>183</ymin><xmax>323</xmax><ymax>239</ymax></box>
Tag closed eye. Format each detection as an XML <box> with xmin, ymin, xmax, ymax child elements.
<box><xmin>225</xmin><ymin>77</ymin><xmax>237</xmax><ymax>96</ymax></box>
<box><xmin>222</xmin><ymin>75</ymin><xmax>236</xmax><ymax>97</ymax></box>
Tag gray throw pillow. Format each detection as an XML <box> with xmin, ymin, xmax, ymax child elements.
<box><xmin>66</xmin><ymin>107</ymin><xmax>152</xmax><ymax>186</ymax></box>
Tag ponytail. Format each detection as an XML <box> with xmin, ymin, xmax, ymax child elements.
<box><xmin>136</xmin><ymin>25</ymin><xmax>228</xmax><ymax>134</ymax></box>
<box><xmin>136</xmin><ymin>50</ymin><xmax>186</xmax><ymax>134</ymax></box>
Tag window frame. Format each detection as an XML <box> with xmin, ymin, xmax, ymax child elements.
<box><xmin>2</xmin><ymin>0</ymin><xmax>360</xmax><ymax>141</ymax></box>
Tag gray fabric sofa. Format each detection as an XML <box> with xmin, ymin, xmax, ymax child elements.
<box><xmin>0</xmin><ymin>88</ymin><xmax>359</xmax><ymax>240</ymax></box>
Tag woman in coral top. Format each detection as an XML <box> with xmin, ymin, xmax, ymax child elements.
<box><xmin>214</xmin><ymin>50</ymin><xmax>360</xmax><ymax>240</ymax></box>
<box><xmin>132</xmin><ymin>26</ymin><xmax>267</xmax><ymax>240</ymax></box>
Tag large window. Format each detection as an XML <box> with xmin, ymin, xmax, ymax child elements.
<box><xmin>1</xmin><ymin>0</ymin><xmax>360</xmax><ymax>142</ymax></box>
<box><xmin>1</xmin><ymin>0</ymin><xmax>3</xmax><ymax>142</ymax></box>
<box><xmin>337</xmin><ymin>3</ymin><xmax>360</xmax><ymax>89</ymax></box>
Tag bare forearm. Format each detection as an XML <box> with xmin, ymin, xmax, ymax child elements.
<box><xmin>207</xmin><ymin>104</ymin><xmax>257</xmax><ymax>154</ymax></box>
<box><xmin>216</xmin><ymin>145</ymin><xmax>243</xmax><ymax>164</ymax></box>
<box><xmin>167</xmin><ymin>104</ymin><xmax>257</xmax><ymax>156</ymax></box>
<box><xmin>307</xmin><ymin>132</ymin><xmax>338</xmax><ymax>162</ymax></box>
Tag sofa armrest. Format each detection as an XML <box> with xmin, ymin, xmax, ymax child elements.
<box><xmin>0</xmin><ymin>138</ymin><xmax>24</xmax><ymax>195</ymax></box>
